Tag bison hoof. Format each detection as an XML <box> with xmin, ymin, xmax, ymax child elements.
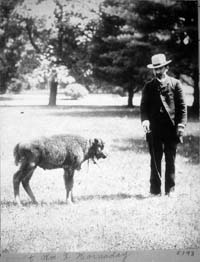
<box><xmin>66</xmin><ymin>199</ymin><xmax>75</xmax><ymax>205</ymax></box>
<box><xmin>15</xmin><ymin>196</ymin><xmax>22</xmax><ymax>206</ymax></box>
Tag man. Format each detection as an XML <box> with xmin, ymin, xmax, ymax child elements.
<box><xmin>140</xmin><ymin>54</ymin><xmax>187</xmax><ymax>197</ymax></box>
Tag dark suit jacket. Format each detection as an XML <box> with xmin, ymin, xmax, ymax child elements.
<box><xmin>140</xmin><ymin>76</ymin><xmax>187</xmax><ymax>128</ymax></box>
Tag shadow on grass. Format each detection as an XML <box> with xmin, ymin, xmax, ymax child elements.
<box><xmin>53</xmin><ymin>106</ymin><xmax>140</xmax><ymax>118</ymax></box>
<box><xmin>1</xmin><ymin>200</ymin><xmax>38</xmax><ymax>208</ymax></box>
<box><xmin>76</xmin><ymin>193</ymin><xmax>143</xmax><ymax>202</ymax></box>
<box><xmin>111</xmin><ymin>135</ymin><xmax>199</xmax><ymax>164</ymax></box>
<box><xmin>50</xmin><ymin>106</ymin><xmax>140</xmax><ymax>118</ymax></box>
<box><xmin>0</xmin><ymin>96</ymin><xmax>13</xmax><ymax>101</ymax></box>
<box><xmin>0</xmin><ymin>105</ymin><xmax>140</xmax><ymax>118</ymax></box>
<box><xmin>1</xmin><ymin>194</ymin><xmax>151</xmax><ymax>207</ymax></box>
<box><xmin>177</xmin><ymin>135</ymin><xmax>199</xmax><ymax>164</ymax></box>
<box><xmin>111</xmin><ymin>137</ymin><xmax>148</xmax><ymax>153</ymax></box>
<box><xmin>76</xmin><ymin>193</ymin><xmax>154</xmax><ymax>201</ymax></box>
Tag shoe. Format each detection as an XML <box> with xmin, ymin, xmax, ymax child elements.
<box><xmin>149</xmin><ymin>192</ymin><xmax>161</xmax><ymax>197</ymax></box>
<box><xmin>165</xmin><ymin>190</ymin><xmax>176</xmax><ymax>197</ymax></box>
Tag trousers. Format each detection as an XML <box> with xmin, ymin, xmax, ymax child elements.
<box><xmin>147</xmin><ymin>119</ymin><xmax>178</xmax><ymax>194</ymax></box>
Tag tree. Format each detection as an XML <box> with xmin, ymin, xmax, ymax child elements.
<box><xmin>90</xmin><ymin>0</ymin><xmax>198</xmax><ymax>112</ymax></box>
<box><xmin>0</xmin><ymin>0</ymin><xmax>24</xmax><ymax>93</ymax></box>
<box><xmin>90</xmin><ymin>0</ymin><xmax>151</xmax><ymax>107</ymax></box>
<box><xmin>129</xmin><ymin>0</ymin><xmax>198</xmax><ymax>114</ymax></box>
<box><xmin>48</xmin><ymin>69</ymin><xmax>58</xmax><ymax>106</ymax></box>
<box><xmin>168</xmin><ymin>1</ymin><xmax>198</xmax><ymax>116</ymax></box>
<box><xmin>12</xmin><ymin>0</ymin><xmax>103</xmax><ymax>105</ymax></box>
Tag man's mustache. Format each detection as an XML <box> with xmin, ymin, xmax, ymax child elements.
<box><xmin>156</xmin><ymin>73</ymin><xmax>163</xmax><ymax>79</ymax></box>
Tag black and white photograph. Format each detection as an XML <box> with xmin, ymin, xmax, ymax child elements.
<box><xmin>0</xmin><ymin>0</ymin><xmax>199</xmax><ymax>261</ymax></box>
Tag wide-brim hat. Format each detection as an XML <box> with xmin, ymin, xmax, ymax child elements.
<box><xmin>147</xmin><ymin>54</ymin><xmax>172</xmax><ymax>69</ymax></box>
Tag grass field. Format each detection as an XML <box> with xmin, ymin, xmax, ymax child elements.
<box><xmin>0</xmin><ymin>94</ymin><xmax>200</xmax><ymax>253</ymax></box>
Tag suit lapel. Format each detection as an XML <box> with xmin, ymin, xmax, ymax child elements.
<box><xmin>159</xmin><ymin>77</ymin><xmax>175</xmax><ymax>125</ymax></box>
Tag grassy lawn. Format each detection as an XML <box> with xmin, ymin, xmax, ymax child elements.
<box><xmin>0</xmin><ymin>100</ymin><xmax>199</xmax><ymax>253</ymax></box>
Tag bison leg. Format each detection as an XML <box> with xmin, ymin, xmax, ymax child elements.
<box><xmin>63</xmin><ymin>168</ymin><xmax>75</xmax><ymax>204</ymax></box>
<box><xmin>22</xmin><ymin>168</ymin><xmax>37</xmax><ymax>204</ymax></box>
<box><xmin>13</xmin><ymin>162</ymin><xmax>36</xmax><ymax>205</ymax></box>
<box><xmin>13</xmin><ymin>162</ymin><xmax>28</xmax><ymax>205</ymax></box>
<box><xmin>13</xmin><ymin>169</ymin><xmax>23</xmax><ymax>205</ymax></box>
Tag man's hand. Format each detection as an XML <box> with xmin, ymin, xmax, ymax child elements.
<box><xmin>177</xmin><ymin>124</ymin><xmax>185</xmax><ymax>143</ymax></box>
<box><xmin>142</xmin><ymin>120</ymin><xmax>150</xmax><ymax>133</ymax></box>
<box><xmin>177</xmin><ymin>124</ymin><xmax>184</xmax><ymax>137</ymax></box>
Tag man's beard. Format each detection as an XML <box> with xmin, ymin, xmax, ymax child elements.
<box><xmin>156</xmin><ymin>73</ymin><xmax>163</xmax><ymax>79</ymax></box>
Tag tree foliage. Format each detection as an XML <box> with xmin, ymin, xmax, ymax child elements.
<box><xmin>132</xmin><ymin>0</ymin><xmax>198</xmax><ymax>114</ymax></box>
<box><xmin>13</xmin><ymin>0</ymin><xmax>103</xmax><ymax>81</ymax></box>
<box><xmin>90</xmin><ymin>0</ymin><xmax>152</xmax><ymax>106</ymax></box>
<box><xmin>90</xmin><ymin>0</ymin><xmax>198</xmax><ymax>110</ymax></box>
<box><xmin>0</xmin><ymin>0</ymin><xmax>24</xmax><ymax>93</ymax></box>
<box><xmin>0</xmin><ymin>0</ymin><xmax>198</xmax><ymax>114</ymax></box>
<box><xmin>2</xmin><ymin>0</ymin><xmax>103</xmax><ymax>103</ymax></box>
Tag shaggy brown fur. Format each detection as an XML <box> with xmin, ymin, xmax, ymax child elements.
<box><xmin>13</xmin><ymin>134</ymin><xmax>106</xmax><ymax>205</ymax></box>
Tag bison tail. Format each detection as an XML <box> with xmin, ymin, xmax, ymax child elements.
<box><xmin>13</xmin><ymin>143</ymin><xmax>21</xmax><ymax>166</ymax></box>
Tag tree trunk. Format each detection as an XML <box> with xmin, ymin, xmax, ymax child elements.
<box><xmin>191</xmin><ymin>67</ymin><xmax>199</xmax><ymax>117</ymax></box>
<box><xmin>127</xmin><ymin>86</ymin><xmax>134</xmax><ymax>108</ymax></box>
<box><xmin>0</xmin><ymin>72</ymin><xmax>8</xmax><ymax>94</ymax></box>
<box><xmin>48</xmin><ymin>73</ymin><xmax>58</xmax><ymax>106</ymax></box>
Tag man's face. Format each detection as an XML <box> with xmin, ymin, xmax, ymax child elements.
<box><xmin>153</xmin><ymin>66</ymin><xmax>167</xmax><ymax>80</ymax></box>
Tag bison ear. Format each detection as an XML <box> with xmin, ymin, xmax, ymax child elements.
<box><xmin>94</xmin><ymin>138</ymin><xmax>98</xmax><ymax>144</ymax></box>
<box><xmin>93</xmin><ymin>138</ymin><xmax>104</xmax><ymax>149</ymax></box>
<box><xmin>90</xmin><ymin>138</ymin><xmax>99</xmax><ymax>146</ymax></box>
<box><xmin>100</xmin><ymin>140</ymin><xmax>105</xmax><ymax>149</ymax></box>
<box><xmin>89</xmin><ymin>139</ymin><xmax>97</xmax><ymax>147</ymax></box>
<box><xmin>89</xmin><ymin>138</ymin><xmax>98</xmax><ymax>147</ymax></box>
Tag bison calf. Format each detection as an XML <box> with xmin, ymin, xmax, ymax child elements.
<box><xmin>13</xmin><ymin>134</ymin><xmax>106</xmax><ymax>205</ymax></box>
